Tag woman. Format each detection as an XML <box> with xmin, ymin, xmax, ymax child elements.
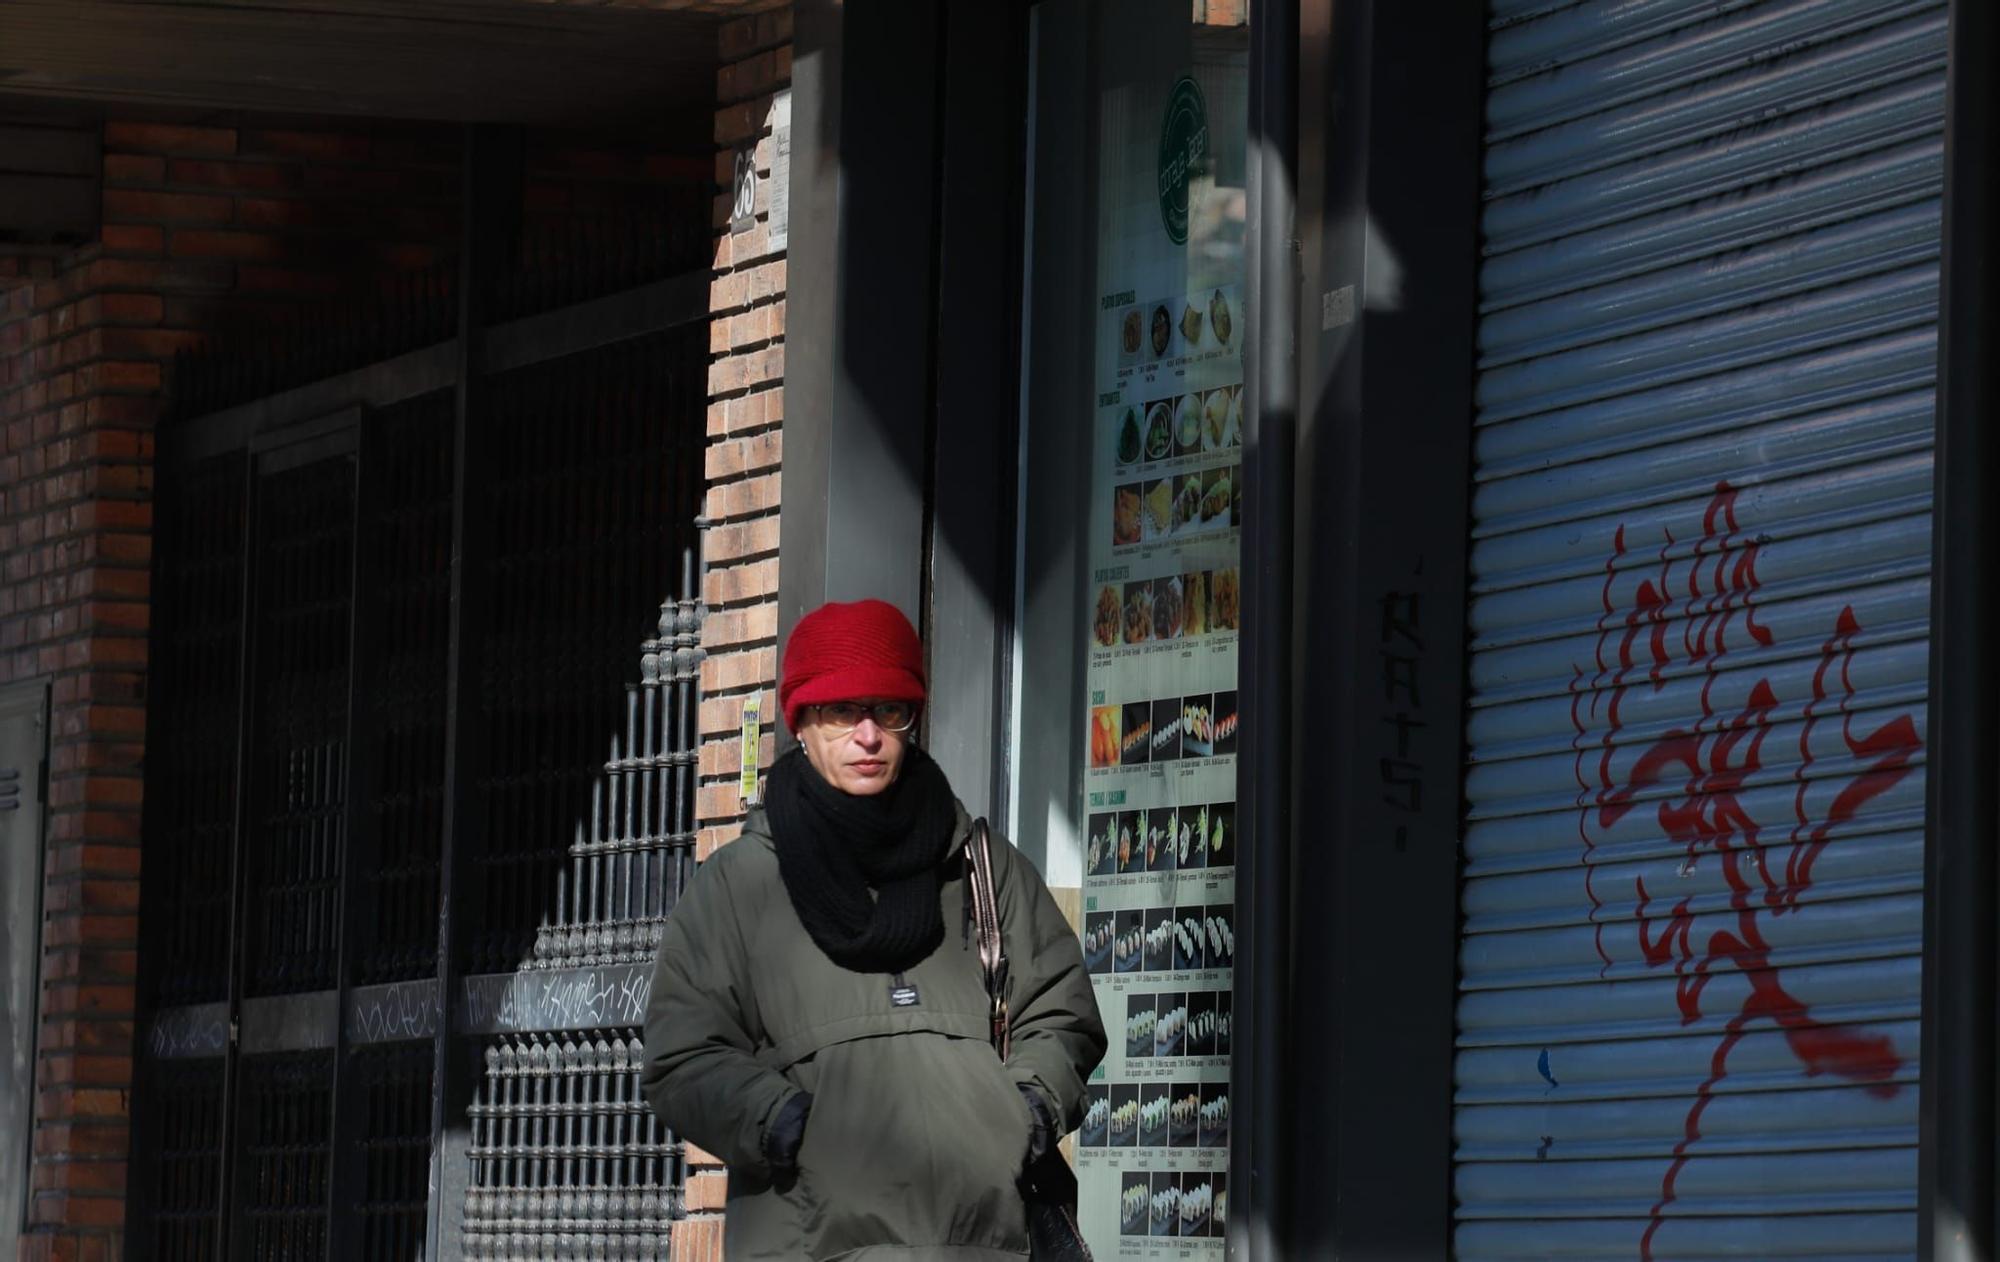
<box><xmin>643</xmin><ymin>598</ymin><xmax>1107</xmax><ymax>1260</ymax></box>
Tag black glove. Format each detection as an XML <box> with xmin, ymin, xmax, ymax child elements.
<box><xmin>763</xmin><ymin>1090</ymin><xmax>813</xmax><ymax>1180</ymax></box>
<box><xmin>1019</xmin><ymin>1083</ymin><xmax>1057</xmax><ymax>1167</ymax></box>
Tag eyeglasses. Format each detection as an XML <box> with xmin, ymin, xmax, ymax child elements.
<box><xmin>811</xmin><ymin>701</ymin><xmax>919</xmax><ymax>733</ymax></box>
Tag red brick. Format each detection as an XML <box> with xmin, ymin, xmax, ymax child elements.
<box><xmin>29</xmin><ymin>1190</ymin><xmax>126</xmax><ymax>1228</ymax></box>
<box><xmin>240</xmin><ymin>129</ymin><xmax>371</xmax><ymax>161</ymax></box>
<box><xmin>684</xmin><ymin>1169</ymin><xmax>729</xmax><ymax>1212</ymax></box>
<box><xmin>32</xmin><ymin>1123</ymin><xmax>129</xmax><ymax>1160</ymax></box>
<box><xmin>29</xmin><ymin>1156</ymin><xmax>128</xmax><ymax>1199</ymax></box>
<box><xmin>100</xmin><ymin>154</ymin><xmax>165</xmax><ymax>186</ymax></box>
<box><xmin>166</xmin><ymin>159</ymin><xmax>296</xmax><ymax>191</ymax></box>
<box><xmin>104</xmin><ymin>121</ymin><xmax>236</xmax><ymax>156</ymax></box>
<box><xmin>700</xmin><ymin>603</ymin><xmax>778</xmax><ymax>648</ymax></box>
<box><xmin>34</xmin><ymin>1086</ymin><xmax>128</xmax><ymax>1122</ymax></box>
<box><xmin>700</xmin><ymin>647</ymin><xmax>776</xmax><ymax>694</ymax></box>
<box><xmin>98</xmin><ymin>225</ymin><xmax>163</xmax><ymax>255</ymax></box>
<box><xmin>714</xmin><ymin>95</ymin><xmax>775</xmax><ymax>149</ymax></box>
<box><xmin>701</xmin><ymin>515</ymin><xmax>780</xmax><ymax>564</ymax></box>
<box><xmin>672</xmin><ymin>1215</ymin><xmax>724</xmax><ymax>1262</ymax></box>
<box><xmin>95</xmin><ymin>293</ymin><xmax>163</xmax><ymax>326</ymax></box>
<box><xmin>702</xmin><ymin>557</ymin><xmax>779</xmax><ymax>607</ymax></box>
<box><xmin>100</xmin><ymin>189</ymin><xmax>233</xmax><ymax>225</ymax></box>
<box><xmin>169</xmin><ymin>229</ymin><xmax>286</xmax><ymax>261</ymax></box>
<box><xmin>235</xmin><ymin>265</ymin><xmax>343</xmax><ymax>295</ymax></box>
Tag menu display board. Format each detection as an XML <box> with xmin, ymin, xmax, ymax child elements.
<box><xmin>1067</xmin><ymin>53</ymin><xmax>1245</xmax><ymax>1258</ymax></box>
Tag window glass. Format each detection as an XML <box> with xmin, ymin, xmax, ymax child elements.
<box><xmin>1014</xmin><ymin>2</ymin><xmax>1248</xmax><ymax>1251</ymax></box>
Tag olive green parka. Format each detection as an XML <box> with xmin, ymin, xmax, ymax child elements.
<box><xmin>641</xmin><ymin>802</ymin><xmax>1106</xmax><ymax>1260</ymax></box>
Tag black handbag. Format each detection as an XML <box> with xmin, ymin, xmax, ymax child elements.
<box><xmin>965</xmin><ymin>819</ymin><xmax>1095</xmax><ymax>1262</ymax></box>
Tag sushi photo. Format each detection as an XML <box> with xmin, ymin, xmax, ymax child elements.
<box><xmin>1199</xmin><ymin>1086</ymin><xmax>1230</xmax><ymax>1149</ymax></box>
<box><xmin>1175</xmin><ymin>391</ymin><xmax>1202</xmax><ymax>456</ymax></box>
<box><xmin>1152</xmin><ymin>573</ymin><xmax>1185</xmax><ymax>640</ymax></box>
<box><xmin>1143</xmin><ymin>907</ymin><xmax>1174</xmax><ymax>973</ymax></box>
<box><xmin>1148</xmin><ymin>807</ymin><xmax>1176</xmax><ymax>872</ymax></box>
<box><xmin>1083</xmin><ymin>910</ymin><xmax>1114</xmax><ymax>975</ymax></box>
<box><xmin>1187</xmin><ymin>991</ymin><xmax>1217</xmax><ymax>1057</ymax></box>
<box><xmin>1114</xmin><ymin>908</ymin><xmax>1143</xmax><ymax>973</ymax></box>
<box><xmin>1174</xmin><ymin>906</ymin><xmax>1204</xmax><ymax>971</ymax></box>
<box><xmin>1183</xmin><ymin>570</ymin><xmax>1209</xmax><ymax>636</ymax></box>
<box><xmin>1115</xmin><ymin>404</ymin><xmax>1141</xmax><ymax>466</ymax></box>
<box><xmin>1214</xmin><ymin>689</ymin><xmax>1240</xmax><ymax>756</ymax></box>
<box><xmin>1155</xmin><ymin>993</ymin><xmax>1187</xmax><ymax>1058</ymax></box>
<box><xmin>1179</xmin><ymin>299</ymin><xmax>1204</xmax><ymax>350</ymax></box>
<box><xmin>1170</xmin><ymin>1083</ymin><xmax>1202</xmax><ymax>1148</ymax></box>
<box><xmin>1208</xmin><ymin>802</ymin><xmax>1236</xmax><ymax>868</ymax></box>
<box><xmin>1122</xmin><ymin>580</ymin><xmax>1153</xmax><ymax>644</ymax></box>
<box><xmin>1086</xmin><ymin>811</ymin><xmax>1115</xmax><ymax>878</ymax></box>
<box><xmin>1111</xmin><ymin>1086</ymin><xmax>1139</xmax><ymax>1151</ymax></box>
<box><xmin>1181</xmin><ymin>1173</ymin><xmax>1214</xmax><ymax>1237</ymax></box>
<box><xmin>1118</xmin><ymin>810</ymin><xmax>1144</xmax><ymax>874</ymax></box>
<box><xmin>1123</xmin><ymin>1177</ymin><xmax>1153</xmax><ymax>1238</ymax></box>
<box><xmin>1089</xmin><ymin>705</ymin><xmax>1120</xmax><ymax>770</ymax></box>
<box><xmin>1149</xmin><ymin>698</ymin><xmax>1181</xmax><ymax>764</ymax></box>
<box><xmin>1182</xmin><ymin>694</ymin><xmax>1214</xmax><ymax>758</ymax></box>
<box><xmin>1151</xmin><ymin>1173</ymin><xmax>1180</xmax><ymax>1238</ymax></box>
<box><xmin>1139</xmin><ymin>1083</ymin><xmax>1170</xmax><ymax>1148</ymax></box>
<box><xmin>1180</xmin><ymin>804</ymin><xmax>1206</xmax><ymax>872</ymax></box>
<box><xmin>1120</xmin><ymin>701</ymin><xmax>1152</xmax><ymax>766</ymax></box>
<box><xmin>1205</xmin><ymin>906</ymin><xmax>1235</xmax><ymax>969</ymax></box>
<box><xmin>1121</xmin><ymin>1174</ymin><xmax>1149</xmax><ymax>1235</ymax></box>
<box><xmin>1113</xmin><ymin>483</ymin><xmax>1142</xmax><ymax>547</ymax></box>
<box><xmin>1126</xmin><ymin>993</ymin><xmax>1156</xmax><ymax>1059</ymax></box>
<box><xmin>1092</xmin><ymin>584</ymin><xmax>1121</xmax><ymax>648</ymax></box>
<box><xmin>1081</xmin><ymin>1086</ymin><xmax>1110</xmax><ymax>1147</ymax></box>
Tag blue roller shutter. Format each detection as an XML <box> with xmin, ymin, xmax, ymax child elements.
<box><xmin>1453</xmin><ymin>2</ymin><xmax>1945</xmax><ymax>1259</ymax></box>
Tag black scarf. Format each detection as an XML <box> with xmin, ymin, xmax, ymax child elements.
<box><xmin>764</xmin><ymin>744</ymin><xmax>959</xmax><ymax>974</ymax></box>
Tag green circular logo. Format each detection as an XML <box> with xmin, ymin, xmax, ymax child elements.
<box><xmin>1157</xmin><ymin>75</ymin><xmax>1209</xmax><ymax>246</ymax></box>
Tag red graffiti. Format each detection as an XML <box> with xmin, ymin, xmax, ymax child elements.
<box><xmin>1564</xmin><ymin>484</ymin><xmax>1922</xmax><ymax>1260</ymax></box>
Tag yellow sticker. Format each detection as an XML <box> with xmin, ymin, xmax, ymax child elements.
<box><xmin>738</xmin><ymin>694</ymin><xmax>762</xmax><ymax>804</ymax></box>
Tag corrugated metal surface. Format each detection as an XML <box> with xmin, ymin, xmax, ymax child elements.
<box><xmin>1454</xmin><ymin>2</ymin><xmax>1944</xmax><ymax>1258</ymax></box>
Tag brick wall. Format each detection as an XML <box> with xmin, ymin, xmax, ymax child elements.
<box><xmin>677</xmin><ymin>7</ymin><xmax>791</xmax><ymax>1260</ymax></box>
<box><xmin>0</xmin><ymin>117</ymin><xmax>460</xmax><ymax>1262</ymax></box>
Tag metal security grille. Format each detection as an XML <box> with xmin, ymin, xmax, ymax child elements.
<box><xmin>130</xmin><ymin>192</ymin><xmax>712</xmax><ymax>1259</ymax></box>
<box><xmin>145</xmin><ymin>455</ymin><xmax>247</xmax><ymax>1010</ymax></box>
<box><xmin>245</xmin><ymin>458</ymin><xmax>356</xmax><ymax>999</ymax></box>
<box><xmin>356</xmin><ymin>394</ymin><xmax>455</xmax><ymax>987</ymax></box>
<box><xmin>468</xmin><ymin>334</ymin><xmax>702</xmax><ymax>978</ymax></box>
<box><xmin>235</xmin><ymin>1051</ymin><xmax>336</xmax><ymax>1259</ymax></box>
<box><xmin>1453</xmin><ymin>2</ymin><xmax>1943</xmax><ymax>1259</ymax></box>
<box><xmin>462</xmin><ymin>1030</ymin><xmax>683</xmax><ymax>1259</ymax></box>
<box><xmin>141</xmin><ymin>1060</ymin><xmax>227</xmax><ymax>1262</ymax></box>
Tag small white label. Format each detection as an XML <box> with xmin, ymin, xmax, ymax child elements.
<box><xmin>1321</xmin><ymin>284</ymin><xmax>1355</xmax><ymax>330</ymax></box>
<box><xmin>768</xmin><ymin>89</ymin><xmax>793</xmax><ymax>253</ymax></box>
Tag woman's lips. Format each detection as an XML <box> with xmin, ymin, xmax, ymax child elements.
<box><xmin>850</xmin><ymin>759</ymin><xmax>886</xmax><ymax>774</ymax></box>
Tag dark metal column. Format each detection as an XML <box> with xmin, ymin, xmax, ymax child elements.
<box><xmin>924</xmin><ymin>0</ymin><xmax>1031</xmax><ymax>819</ymax></box>
<box><xmin>426</xmin><ymin>123</ymin><xmax>520</xmax><ymax>1262</ymax></box>
<box><xmin>1920</xmin><ymin>2</ymin><xmax>2000</xmax><ymax>1258</ymax></box>
<box><xmin>1287</xmin><ymin>0</ymin><xmax>1485</xmax><ymax>1255</ymax></box>
<box><xmin>778</xmin><ymin>0</ymin><xmax>945</xmax><ymax>686</ymax></box>
<box><xmin>1233</xmin><ymin>0</ymin><xmax>1298</xmax><ymax>1257</ymax></box>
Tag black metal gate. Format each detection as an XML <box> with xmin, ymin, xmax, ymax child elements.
<box><xmin>130</xmin><ymin>194</ymin><xmax>711</xmax><ymax>1260</ymax></box>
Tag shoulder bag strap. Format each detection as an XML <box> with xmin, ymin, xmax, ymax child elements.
<box><xmin>966</xmin><ymin>818</ymin><xmax>1011</xmax><ymax>1060</ymax></box>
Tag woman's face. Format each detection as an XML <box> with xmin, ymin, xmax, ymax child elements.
<box><xmin>796</xmin><ymin>699</ymin><xmax>914</xmax><ymax>796</ymax></box>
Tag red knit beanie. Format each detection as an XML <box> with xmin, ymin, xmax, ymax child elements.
<box><xmin>781</xmin><ymin>599</ymin><xmax>928</xmax><ymax>730</ymax></box>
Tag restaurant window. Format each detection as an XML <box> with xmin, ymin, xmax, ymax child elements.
<box><xmin>1013</xmin><ymin>1</ymin><xmax>1249</xmax><ymax>1253</ymax></box>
